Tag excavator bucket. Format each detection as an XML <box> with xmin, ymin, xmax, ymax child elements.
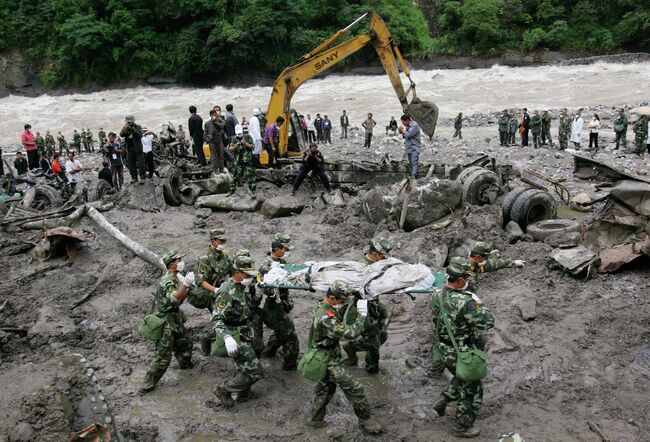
<box><xmin>406</xmin><ymin>97</ymin><xmax>439</xmax><ymax>138</ymax></box>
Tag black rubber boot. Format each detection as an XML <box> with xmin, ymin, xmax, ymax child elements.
<box><xmin>432</xmin><ymin>395</ymin><xmax>449</xmax><ymax>416</ymax></box>
<box><xmin>213</xmin><ymin>386</ymin><xmax>235</xmax><ymax>408</ymax></box>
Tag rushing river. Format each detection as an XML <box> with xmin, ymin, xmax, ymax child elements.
<box><xmin>1</xmin><ymin>61</ymin><xmax>649</xmax><ymax>146</ymax></box>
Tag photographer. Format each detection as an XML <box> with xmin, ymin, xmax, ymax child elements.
<box><xmin>119</xmin><ymin>115</ymin><xmax>146</xmax><ymax>184</ymax></box>
<box><xmin>290</xmin><ymin>143</ymin><xmax>333</xmax><ymax>196</ymax></box>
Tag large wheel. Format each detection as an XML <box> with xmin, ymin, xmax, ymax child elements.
<box><xmin>456</xmin><ymin>166</ymin><xmax>484</xmax><ymax>184</ymax></box>
<box><xmin>510</xmin><ymin>189</ymin><xmax>557</xmax><ymax>230</ymax></box>
<box><xmin>158</xmin><ymin>165</ymin><xmax>182</xmax><ymax>206</ymax></box>
<box><xmin>527</xmin><ymin>219</ymin><xmax>582</xmax><ymax>241</ymax></box>
<box><xmin>21</xmin><ymin>185</ymin><xmax>62</xmax><ymax>211</ymax></box>
<box><xmin>501</xmin><ymin>186</ymin><xmax>530</xmax><ymax>226</ymax></box>
<box><xmin>462</xmin><ymin>169</ymin><xmax>500</xmax><ymax>205</ymax></box>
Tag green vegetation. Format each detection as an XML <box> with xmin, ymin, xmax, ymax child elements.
<box><xmin>0</xmin><ymin>0</ymin><xmax>648</xmax><ymax>87</ymax></box>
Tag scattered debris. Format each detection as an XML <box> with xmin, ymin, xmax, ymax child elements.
<box><xmin>598</xmin><ymin>237</ymin><xmax>649</xmax><ymax>272</ymax></box>
<box><xmin>527</xmin><ymin>219</ymin><xmax>582</xmax><ymax>242</ymax></box>
<box><xmin>550</xmin><ymin>245</ymin><xmax>600</xmax><ymax>278</ymax></box>
<box><xmin>261</xmin><ymin>195</ymin><xmax>305</xmax><ymax>218</ymax></box>
<box><xmin>195</xmin><ymin>194</ymin><xmax>262</xmax><ymax>212</ymax></box>
<box><xmin>67</xmin><ymin>423</ymin><xmax>111</xmax><ymax>442</ymax></box>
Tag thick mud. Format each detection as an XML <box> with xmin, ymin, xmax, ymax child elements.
<box><xmin>0</xmin><ymin>104</ymin><xmax>648</xmax><ymax>442</ymax></box>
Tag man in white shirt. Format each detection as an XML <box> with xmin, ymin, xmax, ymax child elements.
<box><xmin>65</xmin><ymin>151</ymin><xmax>83</xmax><ymax>190</ymax></box>
<box><xmin>306</xmin><ymin>113</ymin><xmax>316</xmax><ymax>143</ymax></box>
<box><xmin>141</xmin><ymin>126</ymin><xmax>156</xmax><ymax>179</ymax></box>
<box><xmin>570</xmin><ymin>111</ymin><xmax>584</xmax><ymax>149</ymax></box>
<box><xmin>249</xmin><ymin>108</ymin><xmax>263</xmax><ymax>167</ymax></box>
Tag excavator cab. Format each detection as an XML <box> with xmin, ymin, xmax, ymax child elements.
<box><xmin>406</xmin><ymin>97</ymin><xmax>439</xmax><ymax>138</ymax></box>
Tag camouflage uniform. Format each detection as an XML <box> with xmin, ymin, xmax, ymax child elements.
<box><xmin>72</xmin><ymin>131</ymin><xmax>82</xmax><ymax>152</ymax></box>
<box><xmin>44</xmin><ymin>132</ymin><xmax>56</xmax><ymax>157</ymax></box>
<box><xmin>212</xmin><ymin>257</ymin><xmax>263</xmax><ymax>403</ymax></box>
<box><xmin>508</xmin><ymin>114</ymin><xmax>517</xmax><ymax>145</ymax></box>
<box><xmin>453</xmin><ymin>113</ymin><xmax>463</xmax><ymax>139</ymax></box>
<box><xmin>98</xmin><ymin>129</ymin><xmax>107</xmax><ymax>147</ymax></box>
<box><xmin>35</xmin><ymin>133</ymin><xmax>45</xmax><ymax>155</ymax></box>
<box><xmin>530</xmin><ymin>113</ymin><xmax>542</xmax><ymax>148</ymax></box>
<box><xmin>632</xmin><ymin>118</ymin><xmax>648</xmax><ymax>154</ymax></box>
<box><xmin>431</xmin><ymin>260</ymin><xmax>495</xmax><ymax>433</ymax></box>
<box><xmin>467</xmin><ymin>241</ymin><xmax>513</xmax><ymax>293</ymax></box>
<box><xmin>141</xmin><ymin>251</ymin><xmax>193</xmax><ymax>392</ymax></box>
<box><xmin>85</xmin><ymin>129</ymin><xmax>95</xmax><ymax>153</ymax></box>
<box><xmin>558</xmin><ymin>111</ymin><xmax>570</xmax><ymax>150</ymax></box>
<box><xmin>541</xmin><ymin>111</ymin><xmax>553</xmax><ymax>146</ymax></box>
<box><xmin>613</xmin><ymin>113</ymin><xmax>628</xmax><ymax>150</ymax></box>
<box><xmin>259</xmin><ymin>233</ymin><xmax>299</xmax><ymax>369</ymax></box>
<box><xmin>343</xmin><ymin>238</ymin><xmax>392</xmax><ymax>373</ymax></box>
<box><xmin>57</xmin><ymin>133</ymin><xmax>68</xmax><ymax>154</ymax></box>
<box><xmin>498</xmin><ymin>112</ymin><xmax>509</xmax><ymax>146</ymax></box>
<box><xmin>228</xmin><ymin>134</ymin><xmax>256</xmax><ymax>194</ymax></box>
<box><xmin>308</xmin><ymin>281</ymin><xmax>375</xmax><ymax>429</ymax></box>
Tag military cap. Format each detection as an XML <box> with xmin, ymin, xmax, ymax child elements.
<box><xmin>125</xmin><ymin>115</ymin><xmax>135</xmax><ymax>123</ymax></box>
<box><xmin>273</xmin><ymin>233</ymin><xmax>294</xmax><ymax>250</ymax></box>
<box><xmin>162</xmin><ymin>250</ymin><xmax>185</xmax><ymax>267</ymax></box>
<box><xmin>446</xmin><ymin>256</ymin><xmax>472</xmax><ymax>277</ymax></box>
<box><xmin>234</xmin><ymin>256</ymin><xmax>258</xmax><ymax>276</ymax></box>
<box><xmin>210</xmin><ymin>228</ymin><xmax>228</xmax><ymax>240</ymax></box>
<box><xmin>327</xmin><ymin>279</ymin><xmax>357</xmax><ymax>299</ymax></box>
<box><xmin>471</xmin><ymin>241</ymin><xmax>492</xmax><ymax>255</ymax></box>
<box><xmin>234</xmin><ymin>248</ymin><xmax>250</xmax><ymax>257</ymax></box>
<box><xmin>496</xmin><ymin>432</ymin><xmax>525</xmax><ymax>442</ymax></box>
<box><xmin>369</xmin><ymin>237</ymin><xmax>393</xmax><ymax>255</ymax></box>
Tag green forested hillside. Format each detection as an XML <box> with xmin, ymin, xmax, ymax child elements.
<box><xmin>0</xmin><ymin>0</ymin><xmax>648</xmax><ymax>87</ymax></box>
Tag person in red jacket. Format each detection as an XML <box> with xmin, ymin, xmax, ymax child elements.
<box><xmin>21</xmin><ymin>124</ymin><xmax>38</xmax><ymax>170</ymax></box>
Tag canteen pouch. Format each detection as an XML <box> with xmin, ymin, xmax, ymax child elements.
<box><xmin>138</xmin><ymin>314</ymin><xmax>166</xmax><ymax>342</ymax></box>
<box><xmin>211</xmin><ymin>330</ymin><xmax>241</xmax><ymax>358</ymax></box>
<box><xmin>298</xmin><ymin>347</ymin><xmax>330</xmax><ymax>382</ymax></box>
<box><xmin>455</xmin><ymin>347</ymin><xmax>487</xmax><ymax>382</ymax></box>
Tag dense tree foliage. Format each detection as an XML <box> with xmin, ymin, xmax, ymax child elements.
<box><xmin>0</xmin><ymin>0</ymin><xmax>648</xmax><ymax>87</ymax></box>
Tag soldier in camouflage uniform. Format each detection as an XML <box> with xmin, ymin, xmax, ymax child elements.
<box><xmin>343</xmin><ymin>238</ymin><xmax>392</xmax><ymax>373</ymax></box>
<box><xmin>227</xmin><ymin>124</ymin><xmax>256</xmax><ymax>196</ymax></box>
<box><xmin>72</xmin><ymin>130</ymin><xmax>82</xmax><ymax>152</ymax></box>
<box><xmin>258</xmin><ymin>233</ymin><xmax>300</xmax><ymax>370</ymax></box>
<box><xmin>85</xmin><ymin>129</ymin><xmax>95</xmax><ymax>153</ymax></box>
<box><xmin>306</xmin><ymin>280</ymin><xmax>384</xmax><ymax>434</ymax></box>
<box><xmin>508</xmin><ymin>112</ymin><xmax>517</xmax><ymax>145</ymax></box>
<box><xmin>98</xmin><ymin>128</ymin><xmax>107</xmax><ymax>147</ymax></box>
<box><xmin>541</xmin><ymin>110</ymin><xmax>553</xmax><ymax>147</ymax></box>
<box><xmin>498</xmin><ymin>110</ymin><xmax>509</xmax><ymax>146</ymax></box>
<box><xmin>80</xmin><ymin>129</ymin><xmax>88</xmax><ymax>153</ymax></box>
<box><xmin>212</xmin><ymin>256</ymin><xmax>263</xmax><ymax>408</ymax></box>
<box><xmin>558</xmin><ymin>109</ymin><xmax>570</xmax><ymax>150</ymax></box>
<box><xmin>57</xmin><ymin>132</ymin><xmax>68</xmax><ymax>154</ymax></box>
<box><xmin>453</xmin><ymin>112</ymin><xmax>463</xmax><ymax>139</ymax></box>
<box><xmin>44</xmin><ymin>131</ymin><xmax>56</xmax><ymax>158</ymax></box>
<box><xmin>632</xmin><ymin>115</ymin><xmax>648</xmax><ymax>155</ymax></box>
<box><xmin>530</xmin><ymin>110</ymin><xmax>542</xmax><ymax>149</ymax></box>
<box><xmin>613</xmin><ymin>109</ymin><xmax>628</xmax><ymax>150</ymax></box>
<box><xmin>467</xmin><ymin>241</ymin><xmax>525</xmax><ymax>294</ymax></box>
<box><xmin>431</xmin><ymin>257</ymin><xmax>495</xmax><ymax>438</ymax></box>
<box><xmin>140</xmin><ymin>250</ymin><xmax>195</xmax><ymax>394</ymax></box>
<box><xmin>35</xmin><ymin>132</ymin><xmax>45</xmax><ymax>155</ymax></box>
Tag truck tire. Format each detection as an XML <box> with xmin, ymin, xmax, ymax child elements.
<box><xmin>158</xmin><ymin>165</ymin><xmax>182</xmax><ymax>206</ymax></box>
<box><xmin>527</xmin><ymin>219</ymin><xmax>582</xmax><ymax>241</ymax></box>
<box><xmin>455</xmin><ymin>166</ymin><xmax>484</xmax><ymax>184</ymax></box>
<box><xmin>510</xmin><ymin>189</ymin><xmax>557</xmax><ymax>230</ymax></box>
<box><xmin>21</xmin><ymin>185</ymin><xmax>62</xmax><ymax>211</ymax></box>
<box><xmin>501</xmin><ymin>186</ymin><xmax>530</xmax><ymax>226</ymax></box>
<box><xmin>179</xmin><ymin>184</ymin><xmax>201</xmax><ymax>206</ymax></box>
<box><xmin>462</xmin><ymin>169</ymin><xmax>500</xmax><ymax>205</ymax></box>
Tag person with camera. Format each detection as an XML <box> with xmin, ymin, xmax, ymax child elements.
<box><xmin>119</xmin><ymin>115</ymin><xmax>146</xmax><ymax>184</ymax></box>
<box><xmin>290</xmin><ymin>143</ymin><xmax>333</xmax><ymax>196</ymax></box>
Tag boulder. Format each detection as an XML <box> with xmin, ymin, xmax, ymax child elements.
<box><xmin>28</xmin><ymin>305</ymin><xmax>76</xmax><ymax>340</ymax></box>
<box><xmin>191</xmin><ymin>175</ymin><xmax>232</xmax><ymax>195</ymax></box>
<box><xmin>260</xmin><ymin>196</ymin><xmax>305</xmax><ymax>218</ymax></box>
<box><xmin>195</xmin><ymin>208</ymin><xmax>212</xmax><ymax>219</ymax></box>
<box><xmin>195</xmin><ymin>194</ymin><xmax>261</xmax><ymax>212</ymax></box>
<box><xmin>321</xmin><ymin>189</ymin><xmax>346</xmax><ymax>206</ymax></box>
<box><xmin>515</xmin><ymin>297</ymin><xmax>537</xmax><ymax>321</ymax></box>
<box><xmin>505</xmin><ymin>220</ymin><xmax>525</xmax><ymax>243</ymax></box>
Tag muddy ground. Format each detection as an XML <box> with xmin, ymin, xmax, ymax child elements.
<box><xmin>0</xmin><ymin>105</ymin><xmax>648</xmax><ymax>442</ymax></box>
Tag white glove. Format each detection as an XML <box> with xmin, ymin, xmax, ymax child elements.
<box><xmin>513</xmin><ymin>260</ymin><xmax>526</xmax><ymax>268</ymax></box>
<box><xmin>224</xmin><ymin>335</ymin><xmax>239</xmax><ymax>357</ymax></box>
<box><xmin>213</xmin><ymin>287</ymin><xmax>219</xmax><ymax>294</ymax></box>
<box><xmin>356</xmin><ymin>299</ymin><xmax>368</xmax><ymax>317</ymax></box>
<box><xmin>183</xmin><ymin>272</ymin><xmax>196</xmax><ymax>287</ymax></box>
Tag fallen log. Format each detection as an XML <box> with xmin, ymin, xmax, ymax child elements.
<box><xmin>86</xmin><ymin>207</ymin><xmax>165</xmax><ymax>271</ymax></box>
<box><xmin>20</xmin><ymin>206</ymin><xmax>86</xmax><ymax>230</ymax></box>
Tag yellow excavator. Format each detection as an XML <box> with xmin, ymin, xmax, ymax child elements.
<box><xmin>260</xmin><ymin>12</ymin><xmax>439</xmax><ymax>163</ymax></box>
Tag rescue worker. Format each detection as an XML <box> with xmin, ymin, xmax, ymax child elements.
<box><xmin>467</xmin><ymin>242</ymin><xmax>524</xmax><ymax>293</ymax></box>
<box><xmin>140</xmin><ymin>250</ymin><xmax>195</xmax><ymax>394</ymax></box>
<box><xmin>85</xmin><ymin>128</ymin><xmax>95</xmax><ymax>153</ymax></box>
<box><xmin>530</xmin><ymin>110</ymin><xmax>542</xmax><ymax>149</ymax></box>
<box><xmin>431</xmin><ymin>257</ymin><xmax>495</xmax><ymax>438</ymax></box>
<box><xmin>98</xmin><ymin>127</ymin><xmax>107</xmax><ymax>146</ymax></box>
<box><xmin>212</xmin><ymin>256</ymin><xmax>263</xmax><ymax>408</ymax></box>
<box><xmin>541</xmin><ymin>110</ymin><xmax>553</xmax><ymax>147</ymax></box>
<box><xmin>453</xmin><ymin>112</ymin><xmax>463</xmax><ymax>139</ymax></box>
<box><xmin>35</xmin><ymin>131</ymin><xmax>45</xmax><ymax>155</ymax></box>
<box><xmin>343</xmin><ymin>238</ymin><xmax>392</xmax><ymax>373</ymax></box>
<box><xmin>558</xmin><ymin>109</ymin><xmax>570</xmax><ymax>150</ymax></box>
<box><xmin>57</xmin><ymin>131</ymin><xmax>68</xmax><ymax>154</ymax></box>
<box><xmin>613</xmin><ymin>109</ymin><xmax>628</xmax><ymax>150</ymax></box>
<box><xmin>80</xmin><ymin>128</ymin><xmax>88</xmax><ymax>153</ymax></box>
<box><xmin>72</xmin><ymin>129</ymin><xmax>82</xmax><ymax>152</ymax></box>
<box><xmin>508</xmin><ymin>112</ymin><xmax>518</xmax><ymax>145</ymax></box>
<box><xmin>44</xmin><ymin>131</ymin><xmax>56</xmax><ymax>158</ymax></box>
<box><xmin>498</xmin><ymin>110</ymin><xmax>509</xmax><ymax>146</ymax></box>
<box><xmin>259</xmin><ymin>233</ymin><xmax>300</xmax><ymax>370</ymax></box>
<box><xmin>632</xmin><ymin>115</ymin><xmax>648</xmax><ymax>155</ymax></box>
<box><xmin>227</xmin><ymin>124</ymin><xmax>256</xmax><ymax>196</ymax></box>
<box><xmin>305</xmin><ymin>280</ymin><xmax>384</xmax><ymax>434</ymax></box>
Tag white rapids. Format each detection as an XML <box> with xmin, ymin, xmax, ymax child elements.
<box><xmin>1</xmin><ymin>61</ymin><xmax>649</xmax><ymax>146</ymax></box>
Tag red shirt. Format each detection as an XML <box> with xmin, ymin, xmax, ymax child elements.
<box><xmin>52</xmin><ymin>159</ymin><xmax>62</xmax><ymax>175</ymax></box>
<box><xmin>22</xmin><ymin>130</ymin><xmax>36</xmax><ymax>151</ymax></box>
